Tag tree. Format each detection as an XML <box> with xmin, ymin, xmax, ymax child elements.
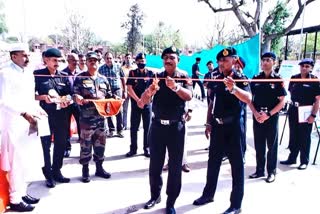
<box><xmin>197</xmin><ymin>0</ymin><xmax>315</xmax><ymax>52</ymax></box>
<box><xmin>197</xmin><ymin>0</ymin><xmax>261</xmax><ymax>38</ymax></box>
<box><xmin>121</xmin><ymin>4</ymin><xmax>144</xmax><ymax>55</ymax></box>
<box><xmin>261</xmin><ymin>0</ymin><xmax>315</xmax><ymax>53</ymax></box>
<box><xmin>59</xmin><ymin>10</ymin><xmax>103</xmax><ymax>53</ymax></box>
<box><xmin>143</xmin><ymin>21</ymin><xmax>183</xmax><ymax>55</ymax></box>
<box><xmin>0</xmin><ymin>0</ymin><xmax>8</xmax><ymax>36</ymax></box>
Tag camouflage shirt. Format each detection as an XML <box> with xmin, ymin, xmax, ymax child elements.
<box><xmin>73</xmin><ymin>72</ymin><xmax>113</xmax><ymax>118</ymax></box>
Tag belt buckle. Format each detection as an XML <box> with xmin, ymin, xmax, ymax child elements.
<box><xmin>215</xmin><ymin>118</ymin><xmax>223</xmax><ymax>125</ymax></box>
<box><xmin>160</xmin><ymin>119</ymin><xmax>170</xmax><ymax>125</ymax></box>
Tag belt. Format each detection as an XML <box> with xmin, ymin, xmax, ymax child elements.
<box><xmin>258</xmin><ymin>107</ymin><xmax>268</xmax><ymax>112</ymax></box>
<box><xmin>289</xmin><ymin>101</ymin><xmax>300</xmax><ymax>107</ymax></box>
<box><xmin>213</xmin><ymin>116</ymin><xmax>234</xmax><ymax>125</ymax></box>
<box><xmin>152</xmin><ymin>118</ymin><xmax>182</xmax><ymax>126</ymax></box>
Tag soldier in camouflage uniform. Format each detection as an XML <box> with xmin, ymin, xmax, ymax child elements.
<box><xmin>73</xmin><ymin>52</ymin><xmax>114</xmax><ymax>183</ymax></box>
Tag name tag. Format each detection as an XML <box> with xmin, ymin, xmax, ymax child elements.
<box><xmin>99</xmin><ymin>84</ymin><xmax>107</xmax><ymax>89</ymax></box>
<box><xmin>57</xmin><ymin>83</ymin><xmax>66</xmax><ymax>86</ymax></box>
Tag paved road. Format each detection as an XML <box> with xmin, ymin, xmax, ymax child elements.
<box><xmin>8</xmin><ymin>98</ymin><xmax>320</xmax><ymax>214</ymax></box>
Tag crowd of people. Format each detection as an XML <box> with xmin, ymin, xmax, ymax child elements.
<box><xmin>0</xmin><ymin>43</ymin><xmax>319</xmax><ymax>214</ymax></box>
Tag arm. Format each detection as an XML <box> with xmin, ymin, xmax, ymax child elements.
<box><xmin>127</xmin><ymin>85</ymin><xmax>139</xmax><ymax>102</ymax></box>
<box><xmin>307</xmin><ymin>95</ymin><xmax>320</xmax><ymax>124</ymax></box>
<box><xmin>166</xmin><ymin>76</ymin><xmax>192</xmax><ymax>101</ymax></box>
<box><xmin>204</xmin><ymin>100</ymin><xmax>214</xmax><ymax>139</ymax></box>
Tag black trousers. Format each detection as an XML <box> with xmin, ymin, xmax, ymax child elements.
<box><xmin>129</xmin><ymin>101</ymin><xmax>151</xmax><ymax>152</ymax></box>
<box><xmin>66</xmin><ymin>103</ymin><xmax>81</xmax><ymax>150</ymax></box>
<box><xmin>253</xmin><ymin>114</ymin><xmax>279</xmax><ymax>175</ymax></box>
<box><xmin>40</xmin><ymin>108</ymin><xmax>69</xmax><ymax>174</ymax></box>
<box><xmin>288</xmin><ymin>106</ymin><xmax>313</xmax><ymax>164</ymax></box>
<box><xmin>148</xmin><ymin>120</ymin><xmax>185</xmax><ymax>207</ymax></box>
<box><xmin>202</xmin><ymin>123</ymin><xmax>244</xmax><ymax>209</ymax></box>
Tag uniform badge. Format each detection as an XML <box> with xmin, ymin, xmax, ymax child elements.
<box><xmin>83</xmin><ymin>80</ymin><xmax>93</xmax><ymax>84</ymax></box>
<box><xmin>270</xmin><ymin>83</ymin><xmax>275</xmax><ymax>89</ymax></box>
<box><xmin>172</xmin><ymin>46</ymin><xmax>176</xmax><ymax>52</ymax></box>
<box><xmin>223</xmin><ymin>49</ymin><xmax>229</xmax><ymax>56</ymax></box>
<box><xmin>243</xmin><ymin>81</ymin><xmax>248</xmax><ymax>86</ymax></box>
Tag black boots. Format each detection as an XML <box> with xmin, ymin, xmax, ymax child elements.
<box><xmin>82</xmin><ymin>164</ymin><xmax>90</xmax><ymax>183</ymax></box>
<box><xmin>95</xmin><ymin>162</ymin><xmax>111</xmax><ymax>179</ymax></box>
<box><xmin>42</xmin><ymin>167</ymin><xmax>56</xmax><ymax>188</ymax></box>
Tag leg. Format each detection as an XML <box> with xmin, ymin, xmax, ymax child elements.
<box><xmin>129</xmin><ymin>103</ymin><xmax>142</xmax><ymax>153</ymax></box>
<box><xmin>266</xmin><ymin>116</ymin><xmax>279</xmax><ymax>175</ymax></box>
<box><xmin>122</xmin><ymin>97</ymin><xmax>129</xmax><ymax>129</ymax></box>
<box><xmin>299</xmin><ymin>123</ymin><xmax>313</xmax><ymax>165</ymax></box>
<box><xmin>166</xmin><ymin>122</ymin><xmax>185</xmax><ymax>207</ymax></box>
<box><xmin>253</xmin><ymin>119</ymin><xmax>266</xmax><ymax>175</ymax></box>
<box><xmin>142</xmin><ymin>105</ymin><xmax>152</xmax><ymax>152</ymax></box>
<box><xmin>149</xmin><ymin>122</ymin><xmax>167</xmax><ymax>199</ymax></box>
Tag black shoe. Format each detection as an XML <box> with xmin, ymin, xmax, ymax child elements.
<box><xmin>64</xmin><ymin>149</ymin><xmax>71</xmax><ymax>158</ymax></box>
<box><xmin>182</xmin><ymin>164</ymin><xmax>191</xmax><ymax>173</ymax></box>
<box><xmin>95</xmin><ymin>169</ymin><xmax>111</xmax><ymax>179</ymax></box>
<box><xmin>53</xmin><ymin>171</ymin><xmax>71</xmax><ymax>183</ymax></box>
<box><xmin>22</xmin><ymin>195</ymin><xmax>40</xmax><ymax>204</ymax></box>
<box><xmin>248</xmin><ymin>172</ymin><xmax>265</xmax><ymax>179</ymax></box>
<box><xmin>45</xmin><ymin>178</ymin><xmax>56</xmax><ymax>188</ymax></box>
<box><xmin>280</xmin><ymin>159</ymin><xmax>296</xmax><ymax>165</ymax></box>
<box><xmin>266</xmin><ymin>174</ymin><xmax>276</xmax><ymax>183</ymax></box>
<box><xmin>126</xmin><ymin>151</ymin><xmax>137</xmax><ymax>157</ymax></box>
<box><xmin>193</xmin><ymin>196</ymin><xmax>213</xmax><ymax>206</ymax></box>
<box><xmin>223</xmin><ymin>207</ymin><xmax>242</xmax><ymax>214</ymax></box>
<box><xmin>166</xmin><ymin>206</ymin><xmax>176</xmax><ymax>214</ymax></box>
<box><xmin>82</xmin><ymin>165</ymin><xmax>90</xmax><ymax>183</ymax></box>
<box><xmin>298</xmin><ymin>164</ymin><xmax>308</xmax><ymax>170</ymax></box>
<box><xmin>144</xmin><ymin>151</ymin><xmax>150</xmax><ymax>158</ymax></box>
<box><xmin>10</xmin><ymin>202</ymin><xmax>34</xmax><ymax>212</ymax></box>
<box><xmin>117</xmin><ymin>131</ymin><xmax>124</xmax><ymax>138</ymax></box>
<box><xmin>144</xmin><ymin>196</ymin><xmax>161</xmax><ymax>209</ymax></box>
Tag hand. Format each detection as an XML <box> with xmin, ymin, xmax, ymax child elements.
<box><xmin>258</xmin><ymin>111</ymin><xmax>270</xmax><ymax>123</ymax></box>
<box><xmin>22</xmin><ymin>113</ymin><xmax>37</xmax><ymax>126</ymax></box>
<box><xmin>184</xmin><ymin>111</ymin><xmax>192</xmax><ymax>122</ymax></box>
<box><xmin>165</xmin><ymin>76</ymin><xmax>176</xmax><ymax>90</ymax></box>
<box><xmin>205</xmin><ymin>125</ymin><xmax>211</xmax><ymax>139</ymax></box>
<box><xmin>74</xmin><ymin>94</ymin><xmax>86</xmax><ymax>105</ymax></box>
<box><xmin>122</xmin><ymin>91</ymin><xmax>127</xmax><ymax>99</ymax></box>
<box><xmin>307</xmin><ymin>115</ymin><xmax>315</xmax><ymax>124</ymax></box>
<box><xmin>223</xmin><ymin>76</ymin><xmax>235</xmax><ymax>92</ymax></box>
<box><xmin>60</xmin><ymin>101</ymin><xmax>70</xmax><ymax>108</ymax></box>
<box><xmin>137</xmin><ymin>99</ymin><xmax>145</xmax><ymax>109</ymax></box>
<box><xmin>253</xmin><ymin>111</ymin><xmax>264</xmax><ymax>123</ymax></box>
<box><xmin>44</xmin><ymin>95</ymin><xmax>54</xmax><ymax>104</ymax></box>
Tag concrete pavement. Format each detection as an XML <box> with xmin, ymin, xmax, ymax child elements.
<box><xmin>8</xmin><ymin>98</ymin><xmax>320</xmax><ymax>214</ymax></box>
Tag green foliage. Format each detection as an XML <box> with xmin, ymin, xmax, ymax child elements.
<box><xmin>143</xmin><ymin>22</ymin><xmax>183</xmax><ymax>55</ymax></box>
<box><xmin>262</xmin><ymin>1</ymin><xmax>290</xmax><ymax>36</ymax></box>
<box><xmin>5</xmin><ymin>36</ymin><xmax>19</xmax><ymax>43</ymax></box>
<box><xmin>121</xmin><ymin>4</ymin><xmax>144</xmax><ymax>55</ymax></box>
<box><xmin>0</xmin><ymin>0</ymin><xmax>8</xmax><ymax>35</ymax></box>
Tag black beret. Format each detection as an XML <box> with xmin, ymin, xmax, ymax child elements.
<box><xmin>44</xmin><ymin>48</ymin><xmax>62</xmax><ymax>58</ymax></box>
<box><xmin>86</xmin><ymin>51</ymin><xmax>99</xmax><ymax>60</ymax></box>
<box><xmin>216</xmin><ymin>47</ymin><xmax>237</xmax><ymax>61</ymax></box>
<box><xmin>299</xmin><ymin>58</ymin><xmax>314</xmax><ymax>67</ymax></box>
<box><xmin>135</xmin><ymin>52</ymin><xmax>146</xmax><ymax>61</ymax></box>
<box><xmin>196</xmin><ymin>57</ymin><xmax>201</xmax><ymax>61</ymax></box>
<box><xmin>161</xmin><ymin>46</ymin><xmax>180</xmax><ymax>59</ymax></box>
<box><xmin>236</xmin><ymin>56</ymin><xmax>246</xmax><ymax>69</ymax></box>
<box><xmin>261</xmin><ymin>52</ymin><xmax>276</xmax><ymax>60</ymax></box>
<box><xmin>206</xmin><ymin>60</ymin><xmax>213</xmax><ymax>66</ymax></box>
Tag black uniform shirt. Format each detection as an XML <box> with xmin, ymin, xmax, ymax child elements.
<box><xmin>34</xmin><ymin>68</ymin><xmax>71</xmax><ymax>112</ymax></box>
<box><xmin>192</xmin><ymin>63</ymin><xmax>199</xmax><ymax>78</ymax></box>
<box><xmin>210</xmin><ymin>69</ymin><xmax>250</xmax><ymax>118</ymax></box>
<box><xmin>251</xmin><ymin>71</ymin><xmax>287</xmax><ymax>110</ymax></box>
<box><xmin>289</xmin><ymin>73</ymin><xmax>320</xmax><ymax>105</ymax></box>
<box><xmin>152</xmin><ymin>70</ymin><xmax>192</xmax><ymax>120</ymax></box>
<box><xmin>126</xmin><ymin>68</ymin><xmax>154</xmax><ymax>98</ymax></box>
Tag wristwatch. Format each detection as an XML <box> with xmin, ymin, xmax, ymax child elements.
<box><xmin>311</xmin><ymin>113</ymin><xmax>317</xmax><ymax>118</ymax></box>
<box><xmin>230</xmin><ymin>85</ymin><xmax>237</xmax><ymax>94</ymax></box>
<box><xmin>267</xmin><ymin>112</ymin><xmax>272</xmax><ymax>117</ymax></box>
<box><xmin>172</xmin><ymin>84</ymin><xmax>181</xmax><ymax>93</ymax></box>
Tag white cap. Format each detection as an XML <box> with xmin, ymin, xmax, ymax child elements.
<box><xmin>10</xmin><ymin>43</ymin><xmax>29</xmax><ymax>52</ymax></box>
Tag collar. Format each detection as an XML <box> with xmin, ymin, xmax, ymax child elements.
<box><xmin>10</xmin><ymin>61</ymin><xmax>24</xmax><ymax>73</ymax></box>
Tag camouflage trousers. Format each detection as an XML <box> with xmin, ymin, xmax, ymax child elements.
<box><xmin>79</xmin><ymin>127</ymin><xmax>107</xmax><ymax>165</ymax></box>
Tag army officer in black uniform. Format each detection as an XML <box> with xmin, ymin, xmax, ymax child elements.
<box><xmin>193</xmin><ymin>47</ymin><xmax>251</xmax><ymax>214</ymax></box>
<box><xmin>248</xmin><ymin>52</ymin><xmax>287</xmax><ymax>183</ymax></box>
<box><xmin>140</xmin><ymin>46</ymin><xmax>192</xmax><ymax>214</ymax></box>
<box><xmin>280</xmin><ymin>58</ymin><xmax>320</xmax><ymax>170</ymax></box>
<box><xmin>34</xmin><ymin>48</ymin><xmax>72</xmax><ymax>188</ymax></box>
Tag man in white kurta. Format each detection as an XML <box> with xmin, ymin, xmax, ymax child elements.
<box><xmin>0</xmin><ymin>44</ymin><xmax>44</xmax><ymax>212</ymax></box>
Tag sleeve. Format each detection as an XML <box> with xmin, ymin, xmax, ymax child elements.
<box><xmin>277</xmin><ymin>78</ymin><xmax>287</xmax><ymax>97</ymax></box>
<box><xmin>192</xmin><ymin>64</ymin><xmax>197</xmax><ymax>76</ymax></box>
<box><xmin>73</xmin><ymin>77</ymin><xmax>81</xmax><ymax>95</ymax></box>
<box><xmin>119</xmin><ymin>67</ymin><xmax>125</xmax><ymax>78</ymax></box>
<box><xmin>236</xmin><ymin>76</ymin><xmax>250</xmax><ymax>92</ymax></box>
<box><xmin>288</xmin><ymin>76</ymin><xmax>294</xmax><ymax>92</ymax></box>
<box><xmin>313</xmin><ymin>77</ymin><xmax>320</xmax><ymax>97</ymax></box>
<box><xmin>126</xmin><ymin>70</ymin><xmax>135</xmax><ymax>86</ymax></box>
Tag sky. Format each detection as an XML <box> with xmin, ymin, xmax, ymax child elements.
<box><xmin>3</xmin><ymin>0</ymin><xmax>320</xmax><ymax>46</ymax></box>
